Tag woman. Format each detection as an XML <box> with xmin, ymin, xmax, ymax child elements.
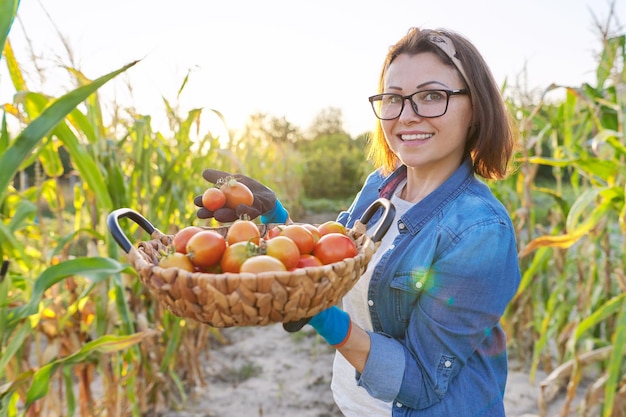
<box><xmin>197</xmin><ymin>27</ymin><xmax>520</xmax><ymax>417</ymax></box>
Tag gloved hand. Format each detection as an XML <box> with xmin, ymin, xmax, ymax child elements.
<box><xmin>284</xmin><ymin>307</ymin><xmax>352</xmax><ymax>348</ymax></box>
<box><xmin>194</xmin><ymin>169</ymin><xmax>289</xmax><ymax>224</ymax></box>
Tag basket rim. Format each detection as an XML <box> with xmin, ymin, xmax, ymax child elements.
<box><xmin>129</xmin><ymin>220</ymin><xmax>373</xmax><ymax>279</ymax></box>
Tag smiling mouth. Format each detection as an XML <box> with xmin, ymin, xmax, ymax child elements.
<box><xmin>400</xmin><ymin>133</ymin><xmax>434</xmax><ymax>141</ymax></box>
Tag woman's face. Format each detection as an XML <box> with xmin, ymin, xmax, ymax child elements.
<box><xmin>381</xmin><ymin>52</ymin><xmax>472</xmax><ymax>176</ymax></box>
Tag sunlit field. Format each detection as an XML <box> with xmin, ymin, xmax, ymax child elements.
<box><xmin>1</xmin><ymin>2</ymin><xmax>626</xmax><ymax>416</ymax></box>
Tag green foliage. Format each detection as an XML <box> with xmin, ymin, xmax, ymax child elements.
<box><xmin>298</xmin><ymin>132</ymin><xmax>372</xmax><ymax>200</ymax></box>
<box><xmin>0</xmin><ymin>0</ymin><xmax>18</xmax><ymax>54</ymax></box>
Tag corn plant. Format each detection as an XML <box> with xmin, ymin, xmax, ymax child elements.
<box><xmin>1</xmin><ymin>4</ymin><xmax>213</xmax><ymax>415</ymax></box>
<box><xmin>499</xmin><ymin>24</ymin><xmax>626</xmax><ymax>416</ymax></box>
<box><xmin>1</xmin><ymin>1</ymin><xmax>307</xmax><ymax>414</ymax></box>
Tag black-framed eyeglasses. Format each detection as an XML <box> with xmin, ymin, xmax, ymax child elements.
<box><xmin>368</xmin><ymin>89</ymin><xmax>469</xmax><ymax>120</ymax></box>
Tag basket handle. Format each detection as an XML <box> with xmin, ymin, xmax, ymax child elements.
<box><xmin>358</xmin><ymin>197</ymin><xmax>395</xmax><ymax>243</ymax></box>
<box><xmin>107</xmin><ymin>208</ymin><xmax>158</xmax><ymax>254</ymax></box>
<box><xmin>283</xmin><ymin>198</ymin><xmax>395</xmax><ymax>333</ymax></box>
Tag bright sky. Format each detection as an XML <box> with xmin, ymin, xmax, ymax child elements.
<box><xmin>4</xmin><ymin>0</ymin><xmax>625</xmax><ymax>138</ymax></box>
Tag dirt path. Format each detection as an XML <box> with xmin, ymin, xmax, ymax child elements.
<box><xmin>163</xmin><ymin>324</ymin><xmax>341</xmax><ymax>417</ymax></box>
<box><xmin>161</xmin><ymin>322</ymin><xmax>586</xmax><ymax>417</ymax></box>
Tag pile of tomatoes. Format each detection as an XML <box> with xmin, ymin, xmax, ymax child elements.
<box><xmin>159</xmin><ymin>216</ymin><xmax>358</xmax><ymax>275</ymax></box>
<box><xmin>158</xmin><ymin>177</ymin><xmax>358</xmax><ymax>274</ymax></box>
<box><xmin>200</xmin><ymin>176</ymin><xmax>254</xmax><ymax>212</ymax></box>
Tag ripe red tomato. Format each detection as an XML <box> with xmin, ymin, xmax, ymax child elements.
<box><xmin>263</xmin><ymin>236</ymin><xmax>300</xmax><ymax>270</ymax></box>
<box><xmin>186</xmin><ymin>230</ymin><xmax>227</xmax><ymax>268</ymax></box>
<box><xmin>202</xmin><ymin>187</ymin><xmax>227</xmax><ymax>211</ymax></box>
<box><xmin>279</xmin><ymin>224</ymin><xmax>316</xmax><ymax>254</ymax></box>
<box><xmin>317</xmin><ymin>220</ymin><xmax>346</xmax><ymax>237</ymax></box>
<box><xmin>240</xmin><ymin>255</ymin><xmax>287</xmax><ymax>273</ymax></box>
<box><xmin>172</xmin><ymin>226</ymin><xmax>203</xmax><ymax>254</ymax></box>
<box><xmin>159</xmin><ymin>252</ymin><xmax>195</xmax><ymax>272</ymax></box>
<box><xmin>265</xmin><ymin>225</ymin><xmax>283</xmax><ymax>240</ymax></box>
<box><xmin>220</xmin><ymin>241</ymin><xmax>258</xmax><ymax>273</ymax></box>
<box><xmin>296</xmin><ymin>254</ymin><xmax>323</xmax><ymax>269</ymax></box>
<box><xmin>226</xmin><ymin>219</ymin><xmax>261</xmax><ymax>245</ymax></box>
<box><xmin>313</xmin><ymin>233</ymin><xmax>358</xmax><ymax>265</ymax></box>
<box><xmin>219</xmin><ymin>178</ymin><xmax>254</xmax><ymax>209</ymax></box>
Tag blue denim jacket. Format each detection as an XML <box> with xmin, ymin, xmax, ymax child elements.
<box><xmin>336</xmin><ymin>159</ymin><xmax>521</xmax><ymax>416</ymax></box>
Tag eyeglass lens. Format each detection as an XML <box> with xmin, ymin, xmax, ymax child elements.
<box><xmin>372</xmin><ymin>90</ymin><xmax>452</xmax><ymax>120</ymax></box>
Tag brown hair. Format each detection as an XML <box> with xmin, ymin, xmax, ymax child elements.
<box><xmin>367</xmin><ymin>28</ymin><xmax>516</xmax><ymax>180</ymax></box>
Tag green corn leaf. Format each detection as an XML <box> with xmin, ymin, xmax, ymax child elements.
<box><xmin>574</xmin><ymin>158</ymin><xmax>621</xmax><ymax>184</ymax></box>
<box><xmin>573</xmin><ymin>293</ymin><xmax>626</xmax><ymax>343</ymax></box>
<box><xmin>602</xmin><ymin>302</ymin><xmax>626</xmax><ymax>416</ymax></box>
<box><xmin>0</xmin><ymin>369</ymin><xmax>34</xmax><ymax>398</ymax></box>
<box><xmin>50</xmin><ymin>111</ymin><xmax>114</xmax><ymax>212</ymax></box>
<box><xmin>25</xmin><ymin>330</ymin><xmax>158</xmax><ymax>406</ymax></box>
<box><xmin>160</xmin><ymin>318</ymin><xmax>184</xmax><ymax>373</ymax></box>
<box><xmin>526</xmin><ymin>156</ymin><xmax>575</xmax><ymax>168</ymax></box>
<box><xmin>0</xmin><ymin>323</ymin><xmax>31</xmax><ymax>379</ymax></box>
<box><xmin>6</xmin><ymin>257</ymin><xmax>135</xmax><ymax>326</ymax></box>
<box><xmin>0</xmin><ymin>221</ymin><xmax>26</xmax><ymax>259</ymax></box>
<box><xmin>7</xmin><ymin>199</ymin><xmax>37</xmax><ymax>233</ymax></box>
<box><xmin>565</xmin><ymin>187</ymin><xmax>609</xmax><ymax>232</ymax></box>
<box><xmin>597</xmin><ymin>35</ymin><xmax>625</xmax><ymax>87</ymax></box>
<box><xmin>0</xmin><ymin>0</ymin><xmax>19</xmax><ymax>58</ymax></box>
<box><xmin>594</xmin><ymin>129</ymin><xmax>626</xmax><ymax>157</ymax></box>
<box><xmin>0</xmin><ymin>113</ymin><xmax>8</xmax><ymax>153</ymax></box>
<box><xmin>62</xmin><ymin>367</ymin><xmax>76</xmax><ymax>416</ymax></box>
<box><xmin>46</xmin><ymin>227</ymin><xmax>103</xmax><ymax>260</ymax></box>
<box><xmin>513</xmin><ymin>246</ymin><xmax>550</xmax><ymax>301</ymax></box>
<box><xmin>39</xmin><ymin>137</ymin><xmax>64</xmax><ymax>178</ymax></box>
<box><xmin>519</xmin><ymin>190</ymin><xmax>614</xmax><ymax>258</ymax></box>
<box><xmin>0</xmin><ymin>60</ymin><xmax>139</xmax><ymax>205</ymax></box>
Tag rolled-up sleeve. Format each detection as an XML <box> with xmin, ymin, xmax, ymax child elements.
<box><xmin>356</xmin><ymin>332</ymin><xmax>405</xmax><ymax>401</ymax></box>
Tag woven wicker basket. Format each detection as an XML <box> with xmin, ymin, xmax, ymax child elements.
<box><xmin>107</xmin><ymin>198</ymin><xmax>394</xmax><ymax>328</ymax></box>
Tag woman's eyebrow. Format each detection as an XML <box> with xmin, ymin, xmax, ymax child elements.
<box><xmin>415</xmin><ymin>80</ymin><xmax>448</xmax><ymax>89</ymax></box>
<box><xmin>385</xmin><ymin>80</ymin><xmax>448</xmax><ymax>92</ymax></box>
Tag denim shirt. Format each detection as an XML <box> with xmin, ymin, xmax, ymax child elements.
<box><xmin>336</xmin><ymin>159</ymin><xmax>521</xmax><ymax>417</ymax></box>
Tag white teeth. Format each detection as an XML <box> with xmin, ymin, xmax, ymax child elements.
<box><xmin>400</xmin><ymin>133</ymin><xmax>433</xmax><ymax>141</ymax></box>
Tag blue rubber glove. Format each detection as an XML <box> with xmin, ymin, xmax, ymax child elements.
<box><xmin>260</xmin><ymin>199</ymin><xmax>289</xmax><ymax>224</ymax></box>
<box><xmin>308</xmin><ymin>306</ymin><xmax>352</xmax><ymax>347</ymax></box>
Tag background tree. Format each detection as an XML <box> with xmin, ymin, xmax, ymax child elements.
<box><xmin>298</xmin><ymin>108</ymin><xmax>372</xmax><ymax>200</ymax></box>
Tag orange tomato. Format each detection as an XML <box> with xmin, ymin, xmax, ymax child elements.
<box><xmin>317</xmin><ymin>220</ymin><xmax>346</xmax><ymax>237</ymax></box>
<box><xmin>313</xmin><ymin>233</ymin><xmax>357</xmax><ymax>265</ymax></box>
<box><xmin>220</xmin><ymin>241</ymin><xmax>259</xmax><ymax>273</ymax></box>
<box><xmin>172</xmin><ymin>226</ymin><xmax>203</xmax><ymax>254</ymax></box>
<box><xmin>186</xmin><ymin>230</ymin><xmax>227</xmax><ymax>268</ymax></box>
<box><xmin>263</xmin><ymin>236</ymin><xmax>300</xmax><ymax>270</ymax></box>
<box><xmin>240</xmin><ymin>255</ymin><xmax>287</xmax><ymax>273</ymax></box>
<box><xmin>219</xmin><ymin>178</ymin><xmax>254</xmax><ymax>209</ymax></box>
<box><xmin>279</xmin><ymin>224</ymin><xmax>316</xmax><ymax>254</ymax></box>
<box><xmin>159</xmin><ymin>252</ymin><xmax>195</xmax><ymax>272</ymax></box>
<box><xmin>302</xmin><ymin>223</ymin><xmax>321</xmax><ymax>245</ymax></box>
<box><xmin>226</xmin><ymin>219</ymin><xmax>261</xmax><ymax>245</ymax></box>
<box><xmin>202</xmin><ymin>187</ymin><xmax>227</xmax><ymax>211</ymax></box>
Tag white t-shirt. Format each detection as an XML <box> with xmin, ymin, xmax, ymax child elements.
<box><xmin>331</xmin><ymin>188</ymin><xmax>413</xmax><ymax>416</ymax></box>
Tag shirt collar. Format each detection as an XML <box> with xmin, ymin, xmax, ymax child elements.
<box><xmin>378</xmin><ymin>158</ymin><xmax>475</xmax><ymax>232</ymax></box>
